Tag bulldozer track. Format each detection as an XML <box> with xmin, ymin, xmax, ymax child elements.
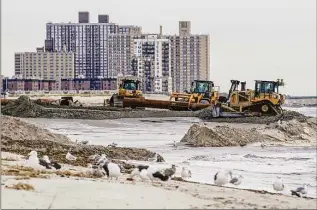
<box><xmin>242</xmin><ymin>100</ymin><xmax>282</xmax><ymax>116</ymax></box>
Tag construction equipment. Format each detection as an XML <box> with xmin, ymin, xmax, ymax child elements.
<box><xmin>168</xmin><ymin>80</ymin><xmax>220</xmax><ymax>110</ymax></box>
<box><xmin>225</xmin><ymin>79</ymin><xmax>286</xmax><ymax>116</ymax></box>
<box><xmin>108</xmin><ymin>77</ymin><xmax>143</xmax><ymax>108</ymax></box>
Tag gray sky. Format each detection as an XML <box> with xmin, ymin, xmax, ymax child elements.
<box><xmin>2</xmin><ymin>0</ymin><xmax>316</xmax><ymax>96</ymax></box>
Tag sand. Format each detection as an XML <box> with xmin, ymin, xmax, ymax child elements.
<box><xmin>1</xmin><ymin>152</ymin><xmax>316</xmax><ymax>209</ymax></box>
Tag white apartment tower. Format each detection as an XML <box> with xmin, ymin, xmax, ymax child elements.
<box><xmin>131</xmin><ymin>34</ymin><xmax>172</xmax><ymax>93</ymax></box>
<box><xmin>45</xmin><ymin>12</ymin><xmax>142</xmax><ymax>79</ymax></box>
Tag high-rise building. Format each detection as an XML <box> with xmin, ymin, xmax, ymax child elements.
<box><xmin>0</xmin><ymin>75</ymin><xmax>3</xmax><ymax>92</ymax></box>
<box><xmin>14</xmin><ymin>47</ymin><xmax>75</xmax><ymax>90</ymax></box>
<box><xmin>45</xmin><ymin>12</ymin><xmax>142</xmax><ymax>79</ymax></box>
<box><xmin>78</xmin><ymin>11</ymin><xmax>90</xmax><ymax>23</ymax></box>
<box><xmin>167</xmin><ymin>21</ymin><xmax>210</xmax><ymax>92</ymax></box>
<box><xmin>98</xmin><ymin>14</ymin><xmax>109</xmax><ymax>23</ymax></box>
<box><xmin>131</xmin><ymin>34</ymin><xmax>172</xmax><ymax>93</ymax></box>
<box><xmin>108</xmin><ymin>25</ymin><xmax>142</xmax><ymax>77</ymax></box>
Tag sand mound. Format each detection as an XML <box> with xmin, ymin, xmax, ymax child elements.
<box><xmin>1</xmin><ymin>95</ymin><xmax>43</xmax><ymax>118</ymax></box>
<box><xmin>181</xmin><ymin>118</ymin><xmax>317</xmax><ymax>147</ymax></box>
<box><xmin>1</xmin><ymin>116</ymin><xmax>71</xmax><ymax>144</ymax></box>
<box><xmin>1</xmin><ymin>116</ymin><xmax>165</xmax><ymax>168</ymax></box>
<box><xmin>1</xmin><ymin>96</ymin><xmax>195</xmax><ymax>120</ymax></box>
<box><xmin>180</xmin><ymin>124</ymin><xmax>265</xmax><ymax>147</ymax></box>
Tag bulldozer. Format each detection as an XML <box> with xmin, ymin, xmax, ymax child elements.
<box><xmin>168</xmin><ymin>80</ymin><xmax>220</xmax><ymax>110</ymax></box>
<box><xmin>108</xmin><ymin>77</ymin><xmax>143</xmax><ymax>108</ymax></box>
<box><xmin>224</xmin><ymin>79</ymin><xmax>286</xmax><ymax>116</ymax></box>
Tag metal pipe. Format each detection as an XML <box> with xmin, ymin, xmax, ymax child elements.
<box><xmin>122</xmin><ymin>98</ymin><xmax>211</xmax><ymax>111</ymax></box>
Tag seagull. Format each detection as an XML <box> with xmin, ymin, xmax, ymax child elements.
<box><xmin>87</xmin><ymin>163</ymin><xmax>105</xmax><ymax>178</ymax></box>
<box><xmin>130</xmin><ymin>165</ymin><xmax>149</xmax><ymax>180</ymax></box>
<box><xmin>50</xmin><ymin>159</ymin><xmax>62</xmax><ymax>170</ymax></box>
<box><xmin>139</xmin><ymin>168</ymin><xmax>150</xmax><ymax>182</ymax></box>
<box><xmin>102</xmin><ymin>160</ymin><xmax>121</xmax><ymax>181</ymax></box>
<box><xmin>66</xmin><ymin>150</ymin><xmax>77</xmax><ymax>161</ymax></box>
<box><xmin>79</xmin><ymin>140</ymin><xmax>91</xmax><ymax>145</ymax></box>
<box><xmin>147</xmin><ymin>153</ymin><xmax>158</xmax><ymax>162</ymax></box>
<box><xmin>26</xmin><ymin>151</ymin><xmax>45</xmax><ymax>170</ymax></box>
<box><xmin>107</xmin><ymin>142</ymin><xmax>118</xmax><ymax>148</ymax></box>
<box><xmin>291</xmin><ymin>184</ymin><xmax>308</xmax><ymax>197</ymax></box>
<box><xmin>163</xmin><ymin>164</ymin><xmax>176</xmax><ymax>178</ymax></box>
<box><xmin>147</xmin><ymin>166</ymin><xmax>170</xmax><ymax>183</ymax></box>
<box><xmin>273</xmin><ymin>176</ymin><xmax>285</xmax><ymax>193</ymax></box>
<box><xmin>230</xmin><ymin>175</ymin><xmax>244</xmax><ymax>186</ymax></box>
<box><xmin>181</xmin><ymin>167</ymin><xmax>192</xmax><ymax>179</ymax></box>
<box><xmin>95</xmin><ymin>154</ymin><xmax>108</xmax><ymax>165</ymax></box>
<box><xmin>214</xmin><ymin>169</ymin><xmax>233</xmax><ymax>186</ymax></box>
<box><xmin>172</xmin><ymin>141</ymin><xmax>177</xmax><ymax>147</ymax></box>
<box><xmin>39</xmin><ymin>155</ymin><xmax>52</xmax><ymax>169</ymax></box>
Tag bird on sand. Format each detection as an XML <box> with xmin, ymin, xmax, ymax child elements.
<box><xmin>87</xmin><ymin>163</ymin><xmax>105</xmax><ymax>178</ymax></box>
<box><xmin>147</xmin><ymin>153</ymin><xmax>158</xmax><ymax>162</ymax></box>
<box><xmin>173</xmin><ymin>141</ymin><xmax>177</xmax><ymax>147</ymax></box>
<box><xmin>291</xmin><ymin>184</ymin><xmax>308</xmax><ymax>197</ymax></box>
<box><xmin>130</xmin><ymin>165</ymin><xmax>151</xmax><ymax>182</ymax></box>
<box><xmin>66</xmin><ymin>150</ymin><xmax>77</xmax><ymax>161</ymax></box>
<box><xmin>230</xmin><ymin>175</ymin><xmax>244</xmax><ymax>186</ymax></box>
<box><xmin>146</xmin><ymin>166</ymin><xmax>170</xmax><ymax>183</ymax></box>
<box><xmin>163</xmin><ymin>164</ymin><xmax>176</xmax><ymax>178</ymax></box>
<box><xmin>38</xmin><ymin>155</ymin><xmax>61</xmax><ymax>170</ymax></box>
<box><xmin>39</xmin><ymin>155</ymin><xmax>52</xmax><ymax>169</ymax></box>
<box><xmin>79</xmin><ymin>140</ymin><xmax>91</xmax><ymax>145</ymax></box>
<box><xmin>102</xmin><ymin>160</ymin><xmax>121</xmax><ymax>181</ymax></box>
<box><xmin>50</xmin><ymin>159</ymin><xmax>62</xmax><ymax>170</ymax></box>
<box><xmin>26</xmin><ymin>151</ymin><xmax>45</xmax><ymax>170</ymax></box>
<box><xmin>130</xmin><ymin>165</ymin><xmax>149</xmax><ymax>179</ymax></box>
<box><xmin>273</xmin><ymin>176</ymin><xmax>285</xmax><ymax>193</ymax></box>
<box><xmin>95</xmin><ymin>154</ymin><xmax>108</xmax><ymax>165</ymax></box>
<box><xmin>214</xmin><ymin>169</ymin><xmax>233</xmax><ymax>186</ymax></box>
<box><xmin>181</xmin><ymin>167</ymin><xmax>192</xmax><ymax>179</ymax></box>
<box><xmin>139</xmin><ymin>168</ymin><xmax>150</xmax><ymax>182</ymax></box>
<box><xmin>107</xmin><ymin>142</ymin><xmax>118</xmax><ymax>148</ymax></box>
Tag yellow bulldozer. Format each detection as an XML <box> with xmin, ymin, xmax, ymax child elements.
<box><xmin>108</xmin><ymin>77</ymin><xmax>143</xmax><ymax>107</ymax></box>
<box><xmin>223</xmin><ymin>79</ymin><xmax>286</xmax><ymax>116</ymax></box>
<box><xmin>168</xmin><ymin>80</ymin><xmax>220</xmax><ymax>110</ymax></box>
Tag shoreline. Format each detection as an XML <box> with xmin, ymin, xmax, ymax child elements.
<box><xmin>1</xmin><ymin>152</ymin><xmax>316</xmax><ymax>209</ymax></box>
<box><xmin>1</xmin><ymin>96</ymin><xmax>314</xmax><ymax>125</ymax></box>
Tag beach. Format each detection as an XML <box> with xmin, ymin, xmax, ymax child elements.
<box><xmin>1</xmin><ymin>152</ymin><xmax>316</xmax><ymax>209</ymax></box>
<box><xmin>1</xmin><ymin>96</ymin><xmax>316</xmax><ymax>209</ymax></box>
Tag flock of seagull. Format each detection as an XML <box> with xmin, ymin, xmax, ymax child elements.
<box><xmin>24</xmin><ymin>148</ymin><xmax>310</xmax><ymax>198</ymax></box>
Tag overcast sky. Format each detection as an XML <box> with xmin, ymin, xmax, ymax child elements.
<box><xmin>2</xmin><ymin>0</ymin><xmax>316</xmax><ymax>96</ymax></box>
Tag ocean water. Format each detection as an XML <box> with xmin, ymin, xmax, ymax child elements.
<box><xmin>24</xmin><ymin>107</ymin><xmax>317</xmax><ymax>198</ymax></box>
<box><xmin>283</xmin><ymin>106</ymin><xmax>317</xmax><ymax>118</ymax></box>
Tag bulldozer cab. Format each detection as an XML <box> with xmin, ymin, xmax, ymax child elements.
<box><xmin>191</xmin><ymin>80</ymin><xmax>215</xmax><ymax>94</ymax></box>
<box><xmin>120</xmin><ymin>79</ymin><xmax>140</xmax><ymax>91</ymax></box>
<box><xmin>254</xmin><ymin>79</ymin><xmax>284</xmax><ymax>96</ymax></box>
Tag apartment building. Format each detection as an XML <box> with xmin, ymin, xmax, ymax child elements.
<box><xmin>167</xmin><ymin>21</ymin><xmax>210</xmax><ymax>92</ymax></box>
<box><xmin>14</xmin><ymin>48</ymin><xmax>74</xmax><ymax>90</ymax></box>
<box><xmin>2</xmin><ymin>78</ymin><xmax>56</xmax><ymax>91</ymax></box>
<box><xmin>60</xmin><ymin>78</ymin><xmax>117</xmax><ymax>90</ymax></box>
<box><xmin>0</xmin><ymin>75</ymin><xmax>3</xmax><ymax>91</ymax></box>
<box><xmin>45</xmin><ymin>12</ymin><xmax>142</xmax><ymax>79</ymax></box>
<box><xmin>131</xmin><ymin>34</ymin><xmax>172</xmax><ymax>93</ymax></box>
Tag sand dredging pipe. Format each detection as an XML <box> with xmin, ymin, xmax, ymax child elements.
<box><xmin>122</xmin><ymin>97</ymin><xmax>211</xmax><ymax>111</ymax></box>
